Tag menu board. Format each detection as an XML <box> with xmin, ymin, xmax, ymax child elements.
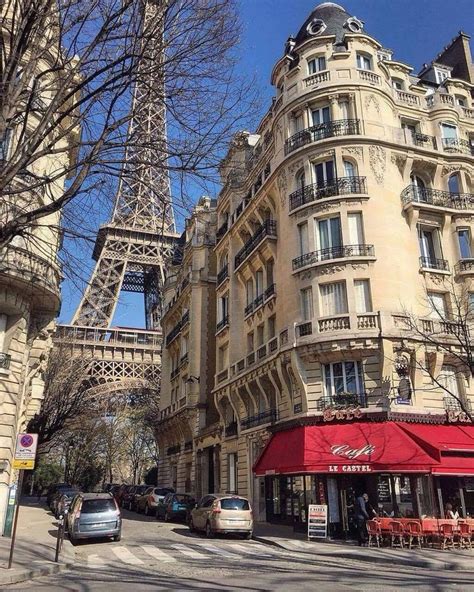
<box><xmin>377</xmin><ymin>477</ymin><xmax>391</xmax><ymax>502</ymax></box>
<box><xmin>308</xmin><ymin>504</ymin><xmax>328</xmax><ymax>540</ymax></box>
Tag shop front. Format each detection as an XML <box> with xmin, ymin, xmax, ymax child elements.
<box><xmin>254</xmin><ymin>421</ymin><xmax>474</xmax><ymax>538</ymax></box>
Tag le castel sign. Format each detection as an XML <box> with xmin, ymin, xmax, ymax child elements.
<box><xmin>327</xmin><ymin>443</ymin><xmax>375</xmax><ymax>473</ymax></box>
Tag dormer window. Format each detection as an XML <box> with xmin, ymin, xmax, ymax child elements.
<box><xmin>356</xmin><ymin>53</ymin><xmax>372</xmax><ymax>71</ymax></box>
<box><xmin>308</xmin><ymin>56</ymin><xmax>326</xmax><ymax>75</ymax></box>
<box><xmin>434</xmin><ymin>67</ymin><xmax>450</xmax><ymax>84</ymax></box>
<box><xmin>306</xmin><ymin>18</ymin><xmax>326</xmax><ymax>36</ymax></box>
<box><xmin>392</xmin><ymin>78</ymin><xmax>404</xmax><ymax>90</ymax></box>
<box><xmin>455</xmin><ymin>95</ymin><xmax>466</xmax><ymax>107</ymax></box>
<box><xmin>344</xmin><ymin>17</ymin><xmax>363</xmax><ymax>33</ymax></box>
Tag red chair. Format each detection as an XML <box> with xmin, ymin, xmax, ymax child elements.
<box><xmin>458</xmin><ymin>522</ymin><xmax>472</xmax><ymax>550</ymax></box>
<box><xmin>404</xmin><ymin>520</ymin><xmax>424</xmax><ymax>549</ymax></box>
<box><xmin>439</xmin><ymin>522</ymin><xmax>456</xmax><ymax>550</ymax></box>
<box><xmin>421</xmin><ymin>518</ymin><xmax>439</xmax><ymax>548</ymax></box>
<box><xmin>366</xmin><ymin>520</ymin><xmax>382</xmax><ymax>548</ymax></box>
<box><xmin>388</xmin><ymin>520</ymin><xmax>405</xmax><ymax>548</ymax></box>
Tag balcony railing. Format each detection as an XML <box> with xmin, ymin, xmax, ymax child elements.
<box><xmin>225</xmin><ymin>421</ymin><xmax>238</xmax><ymax>437</ymax></box>
<box><xmin>234</xmin><ymin>220</ymin><xmax>277</xmax><ymax>269</ymax></box>
<box><xmin>442</xmin><ymin>138</ymin><xmax>474</xmax><ymax>155</ymax></box>
<box><xmin>244</xmin><ymin>284</ymin><xmax>276</xmax><ymax>317</ymax></box>
<box><xmin>166</xmin><ymin>321</ymin><xmax>182</xmax><ymax>346</ymax></box>
<box><xmin>316</xmin><ymin>392</ymin><xmax>367</xmax><ymax>411</ymax></box>
<box><xmin>289</xmin><ymin>176</ymin><xmax>367</xmax><ymax>212</ymax></box>
<box><xmin>167</xmin><ymin>445</ymin><xmax>181</xmax><ymax>456</ymax></box>
<box><xmin>293</xmin><ymin>244</ymin><xmax>374</xmax><ymax>271</ymax></box>
<box><xmin>264</xmin><ymin>283</ymin><xmax>276</xmax><ymax>300</ymax></box>
<box><xmin>217</xmin><ymin>264</ymin><xmax>229</xmax><ymax>286</ymax></box>
<box><xmin>419</xmin><ymin>256</ymin><xmax>449</xmax><ymax>271</ymax></box>
<box><xmin>401</xmin><ymin>185</ymin><xmax>474</xmax><ymax>209</ymax></box>
<box><xmin>216</xmin><ymin>221</ymin><xmax>228</xmax><ymax>242</ymax></box>
<box><xmin>444</xmin><ymin>397</ymin><xmax>472</xmax><ymax>412</ymax></box>
<box><xmin>181</xmin><ymin>310</ymin><xmax>190</xmax><ymax>327</ymax></box>
<box><xmin>296</xmin><ymin>321</ymin><xmax>312</xmax><ymax>337</ymax></box>
<box><xmin>285</xmin><ymin>119</ymin><xmax>360</xmax><ymax>155</ymax></box>
<box><xmin>216</xmin><ymin>315</ymin><xmax>229</xmax><ymax>334</ymax></box>
<box><xmin>241</xmin><ymin>409</ymin><xmax>278</xmax><ymax>430</ymax></box>
<box><xmin>407</xmin><ymin>132</ymin><xmax>438</xmax><ymax>150</ymax></box>
<box><xmin>216</xmin><ymin>368</ymin><xmax>229</xmax><ymax>383</ymax></box>
<box><xmin>455</xmin><ymin>259</ymin><xmax>474</xmax><ymax>274</ymax></box>
<box><xmin>0</xmin><ymin>353</ymin><xmax>11</xmax><ymax>369</ymax></box>
<box><xmin>170</xmin><ymin>367</ymin><xmax>180</xmax><ymax>380</ymax></box>
<box><xmin>180</xmin><ymin>352</ymin><xmax>189</xmax><ymax>367</ymax></box>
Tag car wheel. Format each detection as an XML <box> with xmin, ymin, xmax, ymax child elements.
<box><xmin>243</xmin><ymin>532</ymin><xmax>253</xmax><ymax>540</ymax></box>
<box><xmin>113</xmin><ymin>533</ymin><xmax>121</xmax><ymax>542</ymax></box>
<box><xmin>69</xmin><ymin>535</ymin><xmax>78</xmax><ymax>546</ymax></box>
<box><xmin>189</xmin><ymin>518</ymin><xmax>195</xmax><ymax>533</ymax></box>
<box><xmin>205</xmin><ymin>522</ymin><xmax>214</xmax><ymax>538</ymax></box>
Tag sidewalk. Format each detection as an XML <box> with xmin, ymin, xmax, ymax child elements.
<box><xmin>0</xmin><ymin>497</ymin><xmax>74</xmax><ymax>586</ymax></box>
<box><xmin>253</xmin><ymin>522</ymin><xmax>474</xmax><ymax>572</ymax></box>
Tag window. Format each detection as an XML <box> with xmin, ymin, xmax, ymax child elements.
<box><xmin>439</xmin><ymin>365</ymin><xmax>461</xmax><ymax>400</ymax></box>
<box><xmin>255</xmin><ymin>270</ymin><xmax>264</xmax><ymax>297</ymax></box>
<box><xmin>448</xmin><ymin>173</ymin><xmax>461</xmax><ymax>194</ymax></box>
<box><xmin>268</xmin><ymin>315</ymin><xmax>276</xmax><ymax>339</ymax></box>
<box><xmin>257</xmin><ymin>324</ymin><xmax>264</xmax><ymax>346</ymax></box>
<box><xmin>218</xmin><ymin>293</ymin><xmax>229</xmax><ymax>321</ymax></box>
<box><xmin>300</xmin><ymin>287</ymin><xmax>314</xmax><ymax>321</ymax></box>
<box><xmin>314</xmin><ymin>160</ymin><xmax>335</xmax><ymax>186</ymax></box>
<box><xmin>455</xmin><ymin>95</ymin><xmax>466</xmax><ymax>107</ymax></box>
<box><xmin>354</xmin><ymin>280</ymin><xmax>372</xmax><ymax>313</ymax></box>
<box><xmin>266</xmin><ymin>259</ymin><xmax>274</xmax><ymax>287</ymax></box>
<box><xmin>343</xmin><ymin>160</ymin><xmax>356</xmax><ymax>178</ymax></box>
<box><xmin>320</xmin><ymin>282</ymin><xmax>348</xmax><ymax>316</ymax></box>
<box><xmin>218</xmin><ymin>344</ymin><xmax>228</xmax><ymax>370</ymax></box>
<box><xmin>247</xmin><ymin>332</ymin><xmax>254</xmax><ymax>353</ymax></box>
<box><xmin>293</xmin><ymin>113</ymin><xmax>304</xmax><ymax>134</ymax></box>
<box><xmin>435</xmin><ymin>68</ymin><xmax>450</xmax><ymax>84</ymax></box>
<box><xmin>308</xmin><ymin>56</ymin><xmax>326</xmax><ymax>74</ymax></box>
<box><xmin>82</xmin><ymin>499</ymin><xmax>116</xmax><ymax>514</ymax></box>
<box><xmin>392</xmin><ymin>78</ymin><xmax>404</xmax><ymax>90</ymax></box>
<box><xmin>311</xmin><ymin>105</ymin><xmax>331</xmax><ymax>126</ymax></box>
<box><xmin>441</xmin><ymin>123</ymin><xmax>458</xmax><ymax>149</ymax></box>
<box><xmin>347</xmin><ymin>212</ymin><xmax>364</xmax><ymax>245</ymax></box>
<box><xmin>402</xmin><ymin>121</ymin><xmax>418</xmax><ymax>139</ymax></box>
<box><xmin>227</xmin><ymin>453</ymin><xmax>238</xmax><ymax>494</ymax></box>
<box><xmin>317</xmin><ymin>216</ymin><xmax>342</xmax><ymax>256</ymax></box>
<box><xmin>339</xmin><ymin>100</ymin><xmax>349</xmax><ymax>120</ymax></box>
<box><xmin>323</xmin><ymin>361</ymin><xmax>364</xmax><ymax>398</ymax></box>
<box><xmin>457</xmin><ymin>228</ymin><xmax>471</xmax><ymax>259</ymax></box>
<box><xmin>356</xmin><ymin>53</ymin><xmax>372</xmax><ymax>71</ymax></box>
<box><xmin>427</xmin><ymin>292</ymin><xmax>447</xmax><ymax>319</ymax></box>
<box><xmin>298</xmin><ymin>222</ymin><xmax>309</xmax><ymax>256</ymax></box>
<box><xmin>246</xmin><ymin>280</ymin><xmax>253</xmax><ymax>306</ymax></box>
<box><xmin>220</xmin><ymin>497</ymin><xmax>249</xmax><ymax>510</ymax></box>
<box><xmin>295</xmin><ymin>168</ymin><xmax>306</xmax><ymax>191</ymax></box>
<box><xmin>418</xmin><ymin>226</ymin><xmax>443</xmax><ymax>267</ymax></box>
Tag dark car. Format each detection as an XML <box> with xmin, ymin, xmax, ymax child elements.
<box><xmin>156</xmin><ymin>493</ymin><xmax>195</xmax><ymax>522</ymax></box>
<box><xmin>53</xmin><ymin>488</ymin><xmax>80</xmax><ymax>518</ymax></box>
<box><xmin>121</xmin><ymin>485</ymin><xmax>137</xmax><ymax>510</ymax></box>
<box><xmin>67</xmin><ymin>493</ymin><xmax>121</xmax><ymax>544</ymax></box>
<box><xmin>47</xmin><ymin>484</ymin><xmax>71</xmax><ymax>509</ymax></box>
<box><xmin>130</xmin><ymin>485</ymin><xmax>149</xmax><ymax>511</ymax></box>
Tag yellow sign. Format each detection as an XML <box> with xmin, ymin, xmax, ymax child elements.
<box><xmin>13</xmin><ymin>459</ymin><xmax>35</xmax><ymax>470</ymax></box>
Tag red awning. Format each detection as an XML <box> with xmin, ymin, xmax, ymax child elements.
<box><xmin>397</xmin><ymin>423</ymin><xmax>474</xmax><ymax>476</ymax></box>
<box><xmin>253</xmin><ymin>422</ymin><xmax>437</xmax><ymax>476</ymax></box>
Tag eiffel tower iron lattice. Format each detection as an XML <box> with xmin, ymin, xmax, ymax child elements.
<box><xmin>57</xmin><ymin>0</ymin><xmax>179</xmax><ymax>395</ymax></box>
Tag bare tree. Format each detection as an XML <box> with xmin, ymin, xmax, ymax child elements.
<box><xmin>399</xmin><ymin>278</ymin><xmax>473</xmax><ymax>421</ymax></box>
<box><xmin>27</xmin><ymin>341</ymin><xmax>93</xmax><ymax>449</ymax></box>
<box><xmin>0</xmin><ymin>0</ymin><xmax>258</xmax><ymax>262</ymax></box>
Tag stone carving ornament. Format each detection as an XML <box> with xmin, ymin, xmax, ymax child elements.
<box><xmin>343</xmin><ymin>146</ymin><xmax>363</xmax><ymax>159</ymax></box>
<box><xmin>277</xmin><ymin>170</ymin><xmax>288</xmax><ymax>206</ymax></box>
<box><xmin>391</xmin><ymin>152</ymin><xmax>407</xmax><ymax>177</ymax></box>
<box><xmin>369</xmin><ymin>145</ymin><xmax>386</xmax><ymax>185</ymax></box>
<box><xmin>364</xmin><ymin>94</ymin><xmax>381</xmax><ymax>116</ymax></box>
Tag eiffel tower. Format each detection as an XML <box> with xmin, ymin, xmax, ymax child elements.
<box><xmin>57</xmin><ymin>0</ymin><xmax>179</xmax><ymax>397</ymax></box>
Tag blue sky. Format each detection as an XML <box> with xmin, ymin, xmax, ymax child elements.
<box><xmin>59</xmin><ymin>0</ymin><xmax>473</xmax><ymax>328</ymax></box>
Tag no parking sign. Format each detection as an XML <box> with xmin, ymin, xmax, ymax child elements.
<box><xmin>13</xmin><ymin>433</ymin><xmax>38</xmax><ymax>470</ymax></box>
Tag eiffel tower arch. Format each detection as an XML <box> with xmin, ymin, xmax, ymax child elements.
<box><xmin>57</xmin><ymin>0</ymin><xmax>179</xmax><ymax>398</ymax></box>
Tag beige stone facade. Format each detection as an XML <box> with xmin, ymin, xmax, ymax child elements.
<box><xmin>0</xmin><ymin>7</ymin><xmax>77</xmax><ymax>530</ymax></box>
<box><xmin>157</xmin><ymin>3</ymin><xmax>474</xmax><ymax>525</ymax></box>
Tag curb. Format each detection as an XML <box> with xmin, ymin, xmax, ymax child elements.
<box><xmin>0</xmin><ymin>561</ymin><xmax>73</xmax><ymax>586</ymax></box>
<box><xmin>253</xmin><ymin>535</ymin><xmax>469</xmax><ymax>572</ymax></box>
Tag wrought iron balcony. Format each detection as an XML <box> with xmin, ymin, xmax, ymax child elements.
<box><xmin>216</xmin><ymin>221</ymin><xmax>228</xmax><ymax>242</ymax></box>
<box><xmin>264</xmin><ymin>283</ymin><xmax>276</xmax><ymax>300</ymax></box>
<box><xmin>240</xmin><ymin>409</ymin><xmax>278</xmax><ymax>430</ymax></box>
<box><xmin>408</xmin><ymin>133</ymin><xmax>438</xmax><ymax>150</ymax></box>
<box><xmin>455</xmin><ymin>259</ymin><xmax>474</xmax><ymax>274</ymax></box>
<box><xmin>0</xmin><ymin>353</ymin><xmax>11</xmax><ymax>369</ymax></box>
<box><xmin>316</xmin><ymin>392</ymin><xmax>367</xmax><ymax>411</ymax></box>
<box><xmin>442</xmin><ymin>138</ymin><xmax>474</xmax><ymax>155</ymax></box>
<box><xmin>285</xmin><ymin>119</ymin><xmax>360</xmax><ymax>155</ymax></box>
<box><xmin>296</xmin><ymin>321</ymin><xmax>313</xmax><ymax>337</ymax></box>
<box><xmin>401</xmin><ymin>185</ymin><xmax>474</xmax><ymax>209</ymax></box>
<box><xmin>217</xmin><ymin>264</ymin><xmax>229</xmax><ymax>286</ymax></box>
<box><xmin>289</xmin><ymin>176</ymin><xmax>367</xmax><ymax>211</ymax></box>
<box><xmin>444</xmin><ymin>397</ymin><xmax>472</xmax><ymax>412</ymax></box>
<box><xmin>292</xmin><ymin>244</ymin><xmax>374</xmax><ymax>271</ymax></box>
<box><xmin>216</xmin><ymin>315</ymin><xmax>229</xmax><ymax>333</ymax></box>
<box><xmin>225</xmin><ymin>421</ymin><xmax>238</xmax><ymax>437</ymax></box>
<box><xmin>234</xmin><ymin>220</ymin><xmax>277</xmax><ymax>269</ymax></box>
<box><xmin>244</xmin><ymin>284</ymin><xmax>276</xmax><ymax>317</ymax></box>
<box><xmin>180</xmin><ymin>352</ymin><xmax>189</xmax><ymax>367</ymax></box>
<box><xmin>419</xmin><ymin>256</ymin><xmax>449</xmax><ymax>271</ymax></box>
<box><xmin>166</xmin><ymin>321</ymin><xmax>182</xmax><ymax>346</ymax></box>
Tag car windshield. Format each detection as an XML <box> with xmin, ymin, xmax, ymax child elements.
<box><xmin>81</xmin><ymin>499</ymin><xmax>116</xmax><ymax>514</ymax></box>
<box><xmin>174</xmin><ymin>495</ymin><xmax>194</xmax><ymax>503</ymax></box>
<box><xmin>220</xmin><ymin>498</ymin><xmax>250</xmax><ymax>511</ymax></box>
<box><xmin>62</xmin><ymin>491</ymin><xmax>78</xmax><ymax>498</ymax></box>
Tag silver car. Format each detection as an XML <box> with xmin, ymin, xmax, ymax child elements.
<box><xmin>67</xmin><ymin>493</ymin><xmax>121</xmax><ymax>544</ymax></box>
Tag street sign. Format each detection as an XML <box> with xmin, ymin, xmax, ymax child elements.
<box><xmin>308</xmin><ymin>504</ymin><xmax>328</xmax><ymax>540</ymax></box>
<box><xmin>13</xmin><ymin>433</ymin><xmax>38</xmax><ymax>470</ymax></box>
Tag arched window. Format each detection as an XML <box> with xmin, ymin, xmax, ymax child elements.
<box><xmin>410</xmin><ymin>173</ymin><xmax>426</xmax><ymax>202</ymax></box>
<box><xmin>448</xmin><ymin>173</ymin><xmax>461</xmax><ymax>195</ymax></box>
<box><xmin>343</xmin><ymin>160</ymin><xmax>357</xmax><ymax>178</ymax></box>
<box><xmin>295</xmin><ymin>168</ymin><xmax>306</xmax><ymax>191</ymax></box>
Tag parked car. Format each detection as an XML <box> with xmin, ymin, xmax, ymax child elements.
<box><xmin>121</xmin><ymin>485</ymin><xmax>138</xmax><ymax>510</ymax></box>
<box><xmin>189</xmin><ymin>494</ymin><xmax>253</xmax><ymax>539</ymax></box>
<box><xmin>67</xmin><ymin>493</ymin><xmax>121</xmax><ymax>545</ymax></box>
<box><xmin>53</xmin><ymin>488</ymin><xmax>80</xmax><ymax>518</ymax></box>
<box><xmin>156</xmin><ymin>493</ymin><xmax>194</xmax><ymax>522</ymax></box>
<box><xmin>103</xmin><ymin>483</ymin><xmax>120</xmax><ymax>493</ymax></box>
<box><xmin>137</xmin><ymin>487</ymin><xmax>174</xmax><ymax>515</ymax></box>
<box><xmin>47</xmin><ymin>484</ymin><xmax>72</xmax><ymax>510</ymax></box>
<box><xmin>130</xmin><ymin>485</ymin><xmax>149</xmax><ymax>511</ymax></box>
<box><xmin>114</xmin><ymin>484</ymin><xmax>130</xmax><ymax>506</ymax></box>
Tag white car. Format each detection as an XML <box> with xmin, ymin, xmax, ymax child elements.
<box><xmin>137</xmin><ymin>487</ymin><xmax>174</xmax><ymax>515</ymax></box>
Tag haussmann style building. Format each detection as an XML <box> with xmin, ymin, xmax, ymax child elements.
<box><xmin>157</xmin><ymin>2</ymin><xmax>474</xmax><ymax>538</ymax></box>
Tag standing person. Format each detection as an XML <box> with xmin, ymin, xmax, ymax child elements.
<box><xmin>355</xmin><ymin>492</ymin><xmax>370</xmax><ymax>546</ymax></box>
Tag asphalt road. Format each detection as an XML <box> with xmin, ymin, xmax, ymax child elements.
<box><xmin>4</xmin><ymin>509</ymin><xmax>474</xmax><ymax>591</ymax></box>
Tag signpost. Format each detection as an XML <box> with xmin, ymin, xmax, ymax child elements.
<box><xmin>307</xmin><ymin>504</ymin><xmax>328</xmax><ymax>540</ymax></box>
<box><xmin>7</xmin><ymin>433</ymin><xmax>38</xmax><ymax>569</ymax></box>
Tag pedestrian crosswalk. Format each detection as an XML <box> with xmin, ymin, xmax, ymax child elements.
<box><xmin>80</xmin><ymin>539</ymin><xmax>285</xmax><ymax>570</ymax></box>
